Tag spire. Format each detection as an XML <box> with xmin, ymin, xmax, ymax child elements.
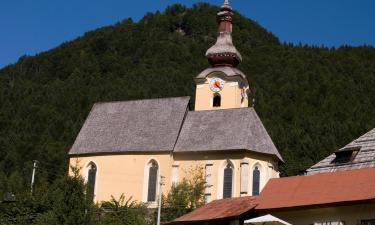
<box><xmin>222</xmin><ymin>0</ymin><xmax>231</xmax><ymax>11</ymax></box>
<box><xmin>205</xmin><ymin>0</ymin><xmax>242</xmax><ymax>67</ymax></box>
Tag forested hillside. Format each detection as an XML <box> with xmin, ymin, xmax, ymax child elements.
<box><xmin>1</xmin><ymin>3</ymin><xmax>375</xmax><ymax>194</ymax></box>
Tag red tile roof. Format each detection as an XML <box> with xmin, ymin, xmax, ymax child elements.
<box><xmin>168</xmin><ymin>196</ymin><xmax>257</xmax><ymax>224</ymax></box>
<box><xmin>256</xmin><ymin>167</ymin><xmax>375</xmax><ymax>210</ymax></box>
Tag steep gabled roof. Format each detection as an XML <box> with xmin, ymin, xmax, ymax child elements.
<box><xmin>174</xmin><ymin>107</ymin><xmax>283</xmax><ymax>161</ymax></box>
<box><xmin>167</xmin><ymin>196</ymin><xmax>257</xmax><ymax>224</ymax></box>
<box><xmin>256</xmin><ymin>167</ymin><xmax>375</xmax><ymax>210</ymax></box>
<box><xmin>307</xmin><ymin>128</ymin><xmax>375</xmax><ymax>175</ymax></box>
<box><xmin>69</xmin><ymin>97</ymin><xmax>190</xmax><ymax>155</ymax></box>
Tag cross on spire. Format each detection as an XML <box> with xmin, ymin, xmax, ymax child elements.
<box><xmin>224</xmin><ymin>0</ymin><xmax>229</xmax><ymax>5</ymax></box>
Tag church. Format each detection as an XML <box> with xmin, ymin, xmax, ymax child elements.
<box><xmin>68</xmin><ymin>0</ymin><xmax>283</xmax><ymax>205</ymax></box>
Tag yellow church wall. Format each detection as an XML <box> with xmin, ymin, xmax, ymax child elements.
<box><xmin>69</xmin><ymin>151</ymin><xmax>278</xmax><ymax>205</ymax></box>
<box><xmin>173</xmin><ymin>151</ymin><xmax>278</xmax><ymax>201</ymax></box>
<box><xmin>69</xmin><ymin>153</ymin><xmax>174</xmax><ymax>205</ymax></box>
<box><xmin>195</xmin><ymin>80</ymin><xmax>248</xmax><ymax>111</ymax></box>
<box><xmin>266</xmin><ymin>203</ymin><xmax>375</xmax><ymax>225</ymax></box>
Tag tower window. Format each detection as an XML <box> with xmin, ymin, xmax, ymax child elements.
<box><xmin>213</xmin><ymin>94</ymin><xmax>221</xmax><ymax>107</ymax></box>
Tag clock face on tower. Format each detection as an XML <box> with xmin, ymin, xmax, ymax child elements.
<box><xmin>209</xmin><ymin>78</ymin><xmax>225</xmax><ymax>92</ymax></box>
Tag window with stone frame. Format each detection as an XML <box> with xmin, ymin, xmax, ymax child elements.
<box><xmin>147</xmin><ymin>160</ymin><xmax>158</xmax><ymax>202</ymax></box>
<box><xmin>223</xmin><ymin>163</ymin><xmax>233</xmax><ymax>198</ymax></box>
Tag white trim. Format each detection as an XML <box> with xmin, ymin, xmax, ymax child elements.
<box><xmin>228</xmin><ymin>81</ymin><xmax>238</xmax><ymax>87</ymax></box>
<box><xmin>196</xmin><ymin>84</ymin><xmax>205</xmax><ymax>89</ymax></box>
<box><xmin>171</xmin><ymin>165</ymin><xmax>179</xmax><ymax>186</ymax></box>
<box><xmin>205</xmin><ymin>163</ymin><xmax>213</xmax><ymax>201</ymax></box>
<box><xmin>267</xmin><ymin>161</ymin><xmax>274</xmax><ymax>181</ymax></box>
<box><xmin>142</xmin><ymin>158</ymin><xmax>160</xmax><ymax>204</ymax></box>
<box><xmin>240</xmin><ymin>159</ymin><xmax>249</xmax><ymax>196</ymax></box>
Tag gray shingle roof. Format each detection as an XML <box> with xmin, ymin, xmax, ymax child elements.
<box><xmin>69</xmin><ymin>97</ymin><xmax>282</xmax><ymax>162</ymax></box>
<box><xmin>69</xmin><ymin>97</ymin><xmax>190</xmax><ymax>155</ymax></box>
<box><xmin>174</xmin><ymin>108</ymin><xmax>283</xmax><ymax>161</ymax></box>
<box><xmin>307</xmin><ymin>128</ymin><xmax>375</xmax><ymax>175</ymax></box>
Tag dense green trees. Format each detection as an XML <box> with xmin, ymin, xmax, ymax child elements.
<box><xmin>97</xmin><ymin>195</ymin><xmax>149</xmax><ymax>225</ymax></box>
<box><xmin>0</xmin><ymin>167</ymin><xmax>92</xmax><ymax>225</ymax></box>
<box><xmin>0</xmin><ymin>3</ymin><xmax>375</xmax><ymax>197</ymax></box>
<box><xmin>0</xmin><ymin>166</ymin><xmax>203</xmax><ymax>224</ymax></box>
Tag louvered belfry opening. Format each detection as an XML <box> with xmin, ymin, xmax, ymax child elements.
<box><xmin>147</xmin><ymin>161</ymin><xmax>158</xmax><ymax>202</ymax></box>
<box><xmin>223</xmin><ymin>164</ymin><xmax>233</xmax><ymax>198</ymax></box>
<box><xmin>87</xmin><ymin>163</ymin><xmax>97</xmax><ymax>201</ymax></box>
<box><xmin>252</xmin><ymin>166</ymin><xmax>260</xmax><ymax>196</ymax></box>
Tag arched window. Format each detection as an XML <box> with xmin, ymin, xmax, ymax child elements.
<box><xmin>147</xmin><ymin>160</ymin><xmax>158</xmax><ymax>202</ymax></box>
<box><xmin>223</xmin><ymin>163</ymin><xmax>233</xmax><ymax>198</ymax></box>
<box><xmin>252</xmin><ymin>166</ymin><xmax>260</xmax><ymax>196</ymax></box>
<box><xmin>87</xmin><ymin>162</ymin><xmax>97</xmax><ymax>201</ymax></box>
<box><xmin>213</xmin><ymin>94</ymin><xmax>221</xmax><ymax>107</ymax></box>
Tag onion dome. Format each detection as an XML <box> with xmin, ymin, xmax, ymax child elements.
<box><xmin>206</xmin><ymin>0</ymin><xmax>242</xmax><ymax>67</ymax></box>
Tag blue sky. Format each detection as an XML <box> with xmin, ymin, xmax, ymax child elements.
<box><xmin>1</xmin><ymin>0</ymin><xmax>374</xmax><ymax>68</ymax></box>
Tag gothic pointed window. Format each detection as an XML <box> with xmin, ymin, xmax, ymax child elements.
<box><xmin>213</xmin><ymin>94</ymin><xmax>221</xmax><ymax>107</ymax></box>
<box><xmin>147</xmin><ymin>160</ymin><xmax>158</xmax><ymax>202</ymax></box>
<box><xmin>223</xmin><ymin>163</ymin><xmax>233</xmax><ymax>198</ymax></box>
<box><xmin>252</xmin><ymin>166</ymin><xmax>260</xmax><ymax>196</ymax></box>
<box><xmin>87</xmin><ymin>162</ymin><xmax>97</xmax><ymax>201</ymax></box>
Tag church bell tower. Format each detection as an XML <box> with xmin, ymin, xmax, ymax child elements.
<box><xmin>194</xmin><ymin>0</ymin><xmax>250</xmax><ymax>111</ymax></box>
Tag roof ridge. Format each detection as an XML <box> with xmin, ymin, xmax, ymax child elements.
<box><xmin>189</xmin><ymin>107</ymin><xmax>255</xmax><ymax>114</ymax></box>
<box><xmin>93</xmin><ymin>96</ymin><xmax>191</xmax><ymax>106</ymax></box>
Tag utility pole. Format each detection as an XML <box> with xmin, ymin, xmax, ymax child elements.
<box><xmin>157</xmin><ymin>176</ymin><xmax>165</xmax><ymax>225</ymax></box>
<box><xmin>30</xmin><ymin>160</ymin><xmax>39</xmax><ymax>194</ymax></box>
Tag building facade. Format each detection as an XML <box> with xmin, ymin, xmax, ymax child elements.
<box><xmin>256</xmin><ymin>167</ymin><xmax>375</xmax><ymax>225</ymax></box>
<box><xmin>168</xmin><ymin>167</ymin><xmax>375</xmax><ymax>225</ymax></box>
<box><xmin>69</xmin><ymin>0</ymin><xmax>282</xmax><ymax>205</ymax></box>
